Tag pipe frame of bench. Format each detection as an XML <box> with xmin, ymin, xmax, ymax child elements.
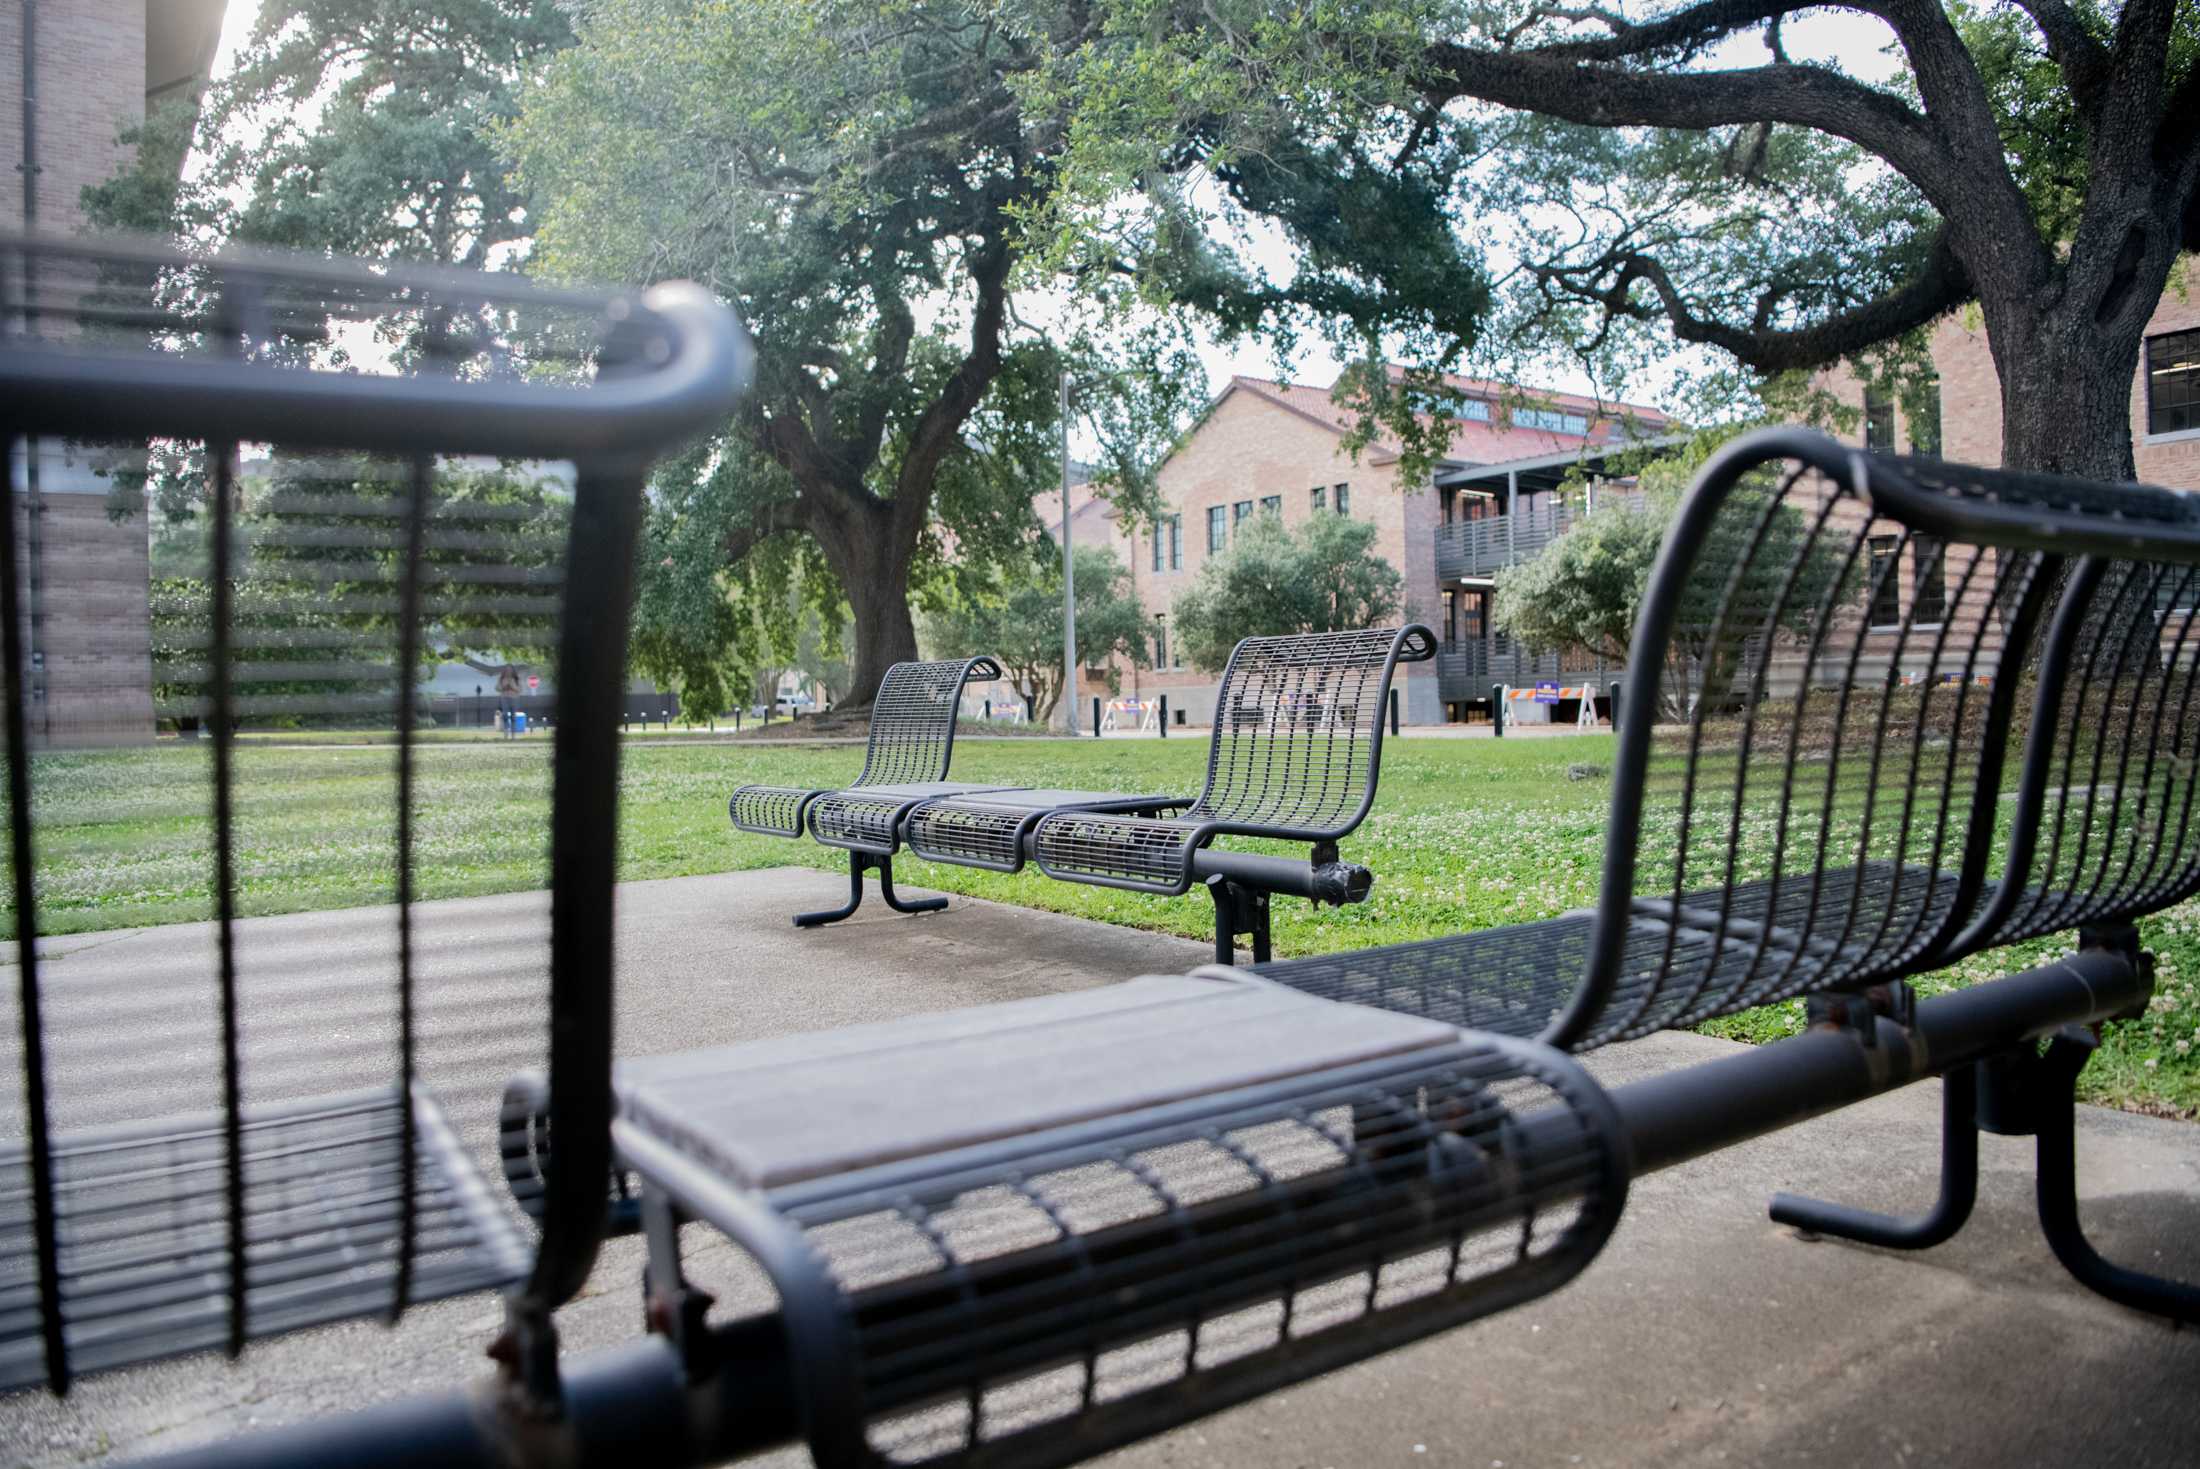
<box><xmin>141</xmin><ymin>943</ymin><xmax>2154</xmax><ymax>1469</ymax></box>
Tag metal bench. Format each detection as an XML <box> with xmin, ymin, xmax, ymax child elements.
<box><xmin>499</xmin><ymin>430</ymin><xmax>2196</xmax><ymax>1467</ymax></box>
<box><xmin>728</xmin><ymin>655</ymin><xmax>1014</xmax><ymax>927</ymax></box>
<box><xmin>905</xmin><ymin>625</ymin><xmax>1438</xmax><ymax>960</ymax></box>
<box><xmin>1241</xmin><ymin>427</ymin><xmax>2200</xmax><ymax>1318</ymax></box>
<box><xmin>0</xmin><ymin>233</ymin><xmax>746</xmax><ymax>1392</ymax></box>
<box><xmin>543</xmin><ymin>431</ymin><xmax>2195</xmax><ymax>1469</ymax></box>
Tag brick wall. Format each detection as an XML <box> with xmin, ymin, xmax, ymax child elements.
<box><xmin>1823</xmin><ymin>260</ymin><xmax>2200</xmax><ymax>490</ymax></box>
<box><xmin>5</xmin><ymin>0</ymin><xmax>158</xmax><ymax>747</ymax></box>
<box><xmin>10</xmin><ymin>452</ymin><xmax>154</xmax><ymax>748</ymax></box>
<box><xmin>2</xmin><ymin>0</ymin><xmax>145</xmax><ymax>233</ymax></box>
<box><xmin>2132</xmin><ymin>260</ymin><xmax>2200</xmax><ymax>488</ymax></box>
<box><xmin>1111</xmin><ymin>383</ymin><xmax>1440</xmax><ymax>724</ymax></box>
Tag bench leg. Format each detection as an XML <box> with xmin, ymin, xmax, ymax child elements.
<box><xmin>1206</xmin><ymin>879</ymin><xmax>1272</xmax><ymax>965</ymax></box>
<box><xmin>876</xmin><ymin>857</ymin><xmax>948</xmax><ymax>916</ymax></box>
<box><xmin>1773</xmin><ymin>1031</ymin><xmax>2200</xmax><ymax>1325</ymax></box>
<box><xmin>795</xmin><ymin>853</ymin><xmax>946</xmax><ymax>927</ymax></box>
<box><xmin>639</xmin><ymin>1186</ymin><xmax>718</xmax><ymax>1376</ymax></box>
<box><xmin>1770</xmin><ymin>1064</ymin><xmax>1978</xmax><ymax>1250</ymax></box>
<box><xmin>794</xmin><ymin>853</ymin><xmax>873</xmax><ymax>927</ymax></box>
<box><xmin>2032</xmin><ymin>1030</ymin><xmax>2200</xmax><ymax>1324</ymax></box>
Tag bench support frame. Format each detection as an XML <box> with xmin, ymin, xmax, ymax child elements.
<box><xmin>794</xmin><ymin>851</ymin><xmax>948</xmax><ymax>929</ymax></box>
<box><xmin>1769</xmin><ymin>942</ymin><xmax>2199</xmax><ymax>1324</ymax></box>
<box><xmin>1206</xmin><ymin>876</ymin><xmax>1273</xmax><ymax>964</ymax></box>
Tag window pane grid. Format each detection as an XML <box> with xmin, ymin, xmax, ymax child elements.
<box><xmin>2148</xmin><ymin>328</ymin><xmax>2200</xmax><ymax>436</ymax></box>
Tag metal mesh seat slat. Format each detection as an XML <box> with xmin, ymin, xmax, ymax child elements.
<box><xmin>729</xmin><ymin>658</ymin><xmax>1003</xmax><ymax>853</ymax></box>
<box><xmin>1030</xmin><ymin>811</ymin><xmax>1206</xmax><ymax>894</ymax></box>
<box><xmin>610</xmin><ymin>974</ymin><xmax>1626</xmax><ymax>1469</ymax></box>
<box><xmin>731</xmin><ymin>784</ymin><xmax>816</xmax><ymax>838</ymax></box>
<box><xmin>904</xmin><ymin>791</ymin><xmax>1181</xmax><ymax>874</ymax></box>
<box><xmin>0</xmin><ymin>1086</ymin><xmax>528</xmax><ymax>1390</ymax></box>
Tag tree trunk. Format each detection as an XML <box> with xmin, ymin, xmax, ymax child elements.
<box><xmin>822</xmin><ymin>526</ymin><xmax>922</xmax><ymax>711</ymax></box>
<box><xmin>1985</xmin><ymin>301</ymin><xmax>2146</xmax><ymax>483</ymax></box>
<box><xmin>1976</xmin><ymin>197</ymin><xmax>2181</xmax><ymax>482</ymax></box>
<box><xmin>842</xmin><ymin>565</ymin><xmax>922</xmax><ymax>710</ymax></box>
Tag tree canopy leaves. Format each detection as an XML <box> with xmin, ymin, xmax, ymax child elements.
<box><xmin>1171</xmin><ymin>512</ymin><xmax>1403</xmax><ymax>673</ymax></box>
<box><xmin>925</xmin><ymin>544</ymin><xmax>1152</xmax><ymax>724</ymax></box>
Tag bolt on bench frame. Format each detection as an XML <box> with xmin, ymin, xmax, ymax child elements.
<box><xmin>728</xmin><ymin>655</ymin><xmax>1010</xmax><ymax>927</ymax></box>
<box><xmin>904</xmin><ymin>625</ymin><xmax>1438</xmax><ymax>961</ymax></box>
<box><xmin>0</xmin><ymin>232</ymin><xmax>749</xmax><ymax>1394</ymax></box>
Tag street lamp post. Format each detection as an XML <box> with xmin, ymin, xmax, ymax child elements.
<box><xmin>1060</xmin><ymin>370</ymin><xmax>1079</xmax><ymax>735</ymax></box>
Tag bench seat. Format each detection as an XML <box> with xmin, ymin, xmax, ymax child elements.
<box><xmin>804</xmin><ymin>782</ymin><xmax>1028</xmax><ymax>856</ymax></box>
<box><xmin>1027</xmin><ymin>809</ymin><xmax>1217</xmax><ymax>894</ymax></box>
<box><xmin>729</xmin><ymin>782</ymin><xmax>824</xmax><ymax>838</ymax></box>
<box><xmin>610</xmin><ymin>971</ymin><xmax>1625</xmax><ymax>1469</ymax></box>
<box><xmin>0</xmin><ymin>1085</ymin><xmax>529</xmax><ymax>1390</ymax></box>
<box><xmin>1247</xmin><ymin>863</ymin><xmax>1972</xmax><ymax>1049</ymax></box>
<box><xmin>905</xmin><ymin>789</ymin><xmax>1184</xmax><ymax>873</ymax></box>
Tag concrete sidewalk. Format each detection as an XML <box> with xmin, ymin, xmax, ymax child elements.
<box><xmin>2</xmin><ymin>868</ymin><xmax>2195</xmax><ymax>1467</ymax></box>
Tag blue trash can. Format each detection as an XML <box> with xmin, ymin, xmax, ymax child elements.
<box><xmin>512</xmin><ymin>712</ymin><xmax>528</xmax><ymax>735</ymax></box>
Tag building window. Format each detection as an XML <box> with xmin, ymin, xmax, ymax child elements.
<box><xmin>1258</xmin><ymin>494</ymin><xmax>1281</xmax><ymax>517</ymax></box>
<box><xmin>1864</xmin><ymin>391</ymin><xmax>1897</xmax><ymax>453</ymax></box>
<box><xmin>1911</xmin><ymin>377</ymin><xmax>1943</xmax><ymax>456</ymax></box>
<box><xmin>1868</xmin><ymin>535</ymin><xmax>1902</xmax><ymax>628</ymax></box>
<box><xmin>1515</xmin><ymin>407</ymin><xmax>1590</xmax><ymax>434</ymax></box>
<box><xmin>1207</xmin><ymin>505</ymin><xmax>1226</xmax><ymax>553</ymax></box>
<box><xmin>1911</xmin><ymin>534</ymin><xmax>1948</xmax><ymax>625</ymax></box>
<box><xmin>1152</xmin><ymin>616</ymin><xmax>1168</xmax><ymax>670</ymax></box>
<box><xmin>1459</xmin><ymin>399</ymin><xmax>1492</xmax><ymax>422</ymax></box>
<box><xmin>1333</xmin><ymin>483</ymin><xmax>1350</xmax><ymax>516</ymax></box>
<box><xmin>1233</xmin><ymin>499</ymin><xmax>1253</xmax><ymax>525</ymax></box>
<box><xmin>1311</xmin><ymin>485</ymin><xmax>1326</xmax><ymax>513</ymax></box>
<box><xmin>1152</xmin><ymin>514</ymin><xmax>1180</xmax><ymax>572</ymax></box>
<box><xmin>2147</xmin><ymin>328</ymin><xmax>2200</xmax><ymax>436</ymax></box>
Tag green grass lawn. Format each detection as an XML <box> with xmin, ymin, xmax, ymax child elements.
<box><xmin>11</xmin><ymin>733</ymin><xmax>2196</xmax><ymax>1116</ymax></box>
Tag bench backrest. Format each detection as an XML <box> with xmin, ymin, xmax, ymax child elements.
<box><xmin>1956</xmin><ymin>518</ymin><xmax>2200</xmax><ymax>952</ymax></box>
<box><xmin>1187</xmin><ymin>625</ymin><xmax>1437</xmax><ymax>839</ymax></box>
<box><xmin>850</xmin><ymin>655</ymin><xmax>1003</xmax><ymax>787</ymax></box>
<box><xmin>0</xmin><ymin>233</ymin><xmax>745</xmax><ymax>1390</ymax></box>
<box><xmin>1554</xmin><ymin>429</ymin><xmax>2200</xmax><ymax>1050</ymax></box>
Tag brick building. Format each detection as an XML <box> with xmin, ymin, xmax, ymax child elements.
<box><xmin>1816</xmin><ymin>258</ymin><xmax>2200</xmax><ymax>489</ymax></box>
<box><xmin>4</xmin><ymin>0</ymin><xmax>226</xmax><ymax>745</ymax></box>
<box><xmin>1040</xmin><ymin>264</ymin><xmax>2200</xmax><ymax>731</ymax></box>
<box><xmin>1045</xmin><ymin>369</ymin><xmax>1673</xmax><ymax>728</ymax></box>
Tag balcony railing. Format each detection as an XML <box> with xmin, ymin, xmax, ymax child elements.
<box><xmin>1435</xmin><ymin>639</ymin><xmax>1623</xmax><ymax>701</ymax></box>
<box><xmin>1433</xmin><ymin>492</ymin><xmax>1646</xmax><ymax>582</ymax></box>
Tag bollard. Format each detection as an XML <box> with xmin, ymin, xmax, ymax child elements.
<box><xmin>1092</xmin><ymin>695</ymin><xmax>1102</xmax><ymax>737</ymax></box>
<box><xmin>1159</xmin><ymin>693</ymin><xmax>1168</xmax><ymax>738</ymax></box>
<box><xmin>1388</xmin><ymin>686</ymin><xmax>1400</xmax><ymax>736</ymax></box>
<box><xmin>984</xmin><ymin>698</ymin><xmax>991</xmax><ymax>721</ymax></box>
<box><xmin>1491</xmin><ymin>684</ymin><xmax>1506</xmax><ymax>738</ymax></box>
<box><xmin>1608</xmin><ymin>679</ymin><xmax>1622</xmax><ymax>730</ymax></box>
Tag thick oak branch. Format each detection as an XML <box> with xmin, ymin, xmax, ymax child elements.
<box><xmin>1545</xmin><ymin>226</ymin><xmax>1969</xmax><ymax>372</ymax></box>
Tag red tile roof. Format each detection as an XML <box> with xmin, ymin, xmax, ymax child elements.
<box><xmin>1226</xmin><ymin>369</ymin><xmax>1670</xmax><ymax>468</ymax></box>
